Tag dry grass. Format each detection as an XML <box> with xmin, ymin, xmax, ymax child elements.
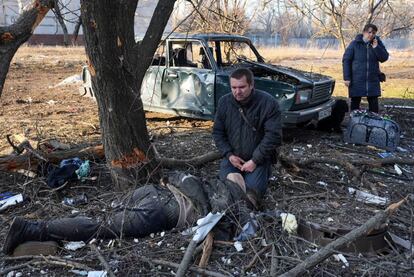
<box><xmin>13</xmin><ymin>45</ymin><xmax>414</xmax><ymax>99</ymax></box>
<box><xmin>258</xmin><ymin>46</ymin><xmax>414</xmax><ymax>98</ymax></box>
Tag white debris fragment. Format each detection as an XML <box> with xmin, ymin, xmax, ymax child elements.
<box><xmin>106</xmin><ymin>239</ymin><xmax>115</xmax><ymax>248</ymax></box>
<box><xmin>280</xmin><ymin>213</ymin><xmax>298</xmax><ymax>234</ymax></box>
<box><xmin>292</xmin><ymin>148</ymin><xmax>299</xmax><ymax>152</ymax></box>
<box><xmin>261</xmin><ymin>238</ymin><xmax>268</xmax><ymax>247</ymax></box>
<box><xmin>394</xmin><ymin>164</ymin><xmax>403</xmax><ymax>175</ymax></box>
<box><xmin>160</xmin><ymin>231</ymin><xmax>165</xmax><ymax>237</ymax></box>
<box><xmin>157</xmin><ymin>240</ymin><xmax>163</xmax><ymax>247</ymax></box>
<box><xmin>150</xmin><ymin>233</ymin><xmax>155</xmax><ymax>238</ymax></box>
<box><xmin>0</xmin><ymin>194</ymin><xmax>24</xmax><ymax>211</ymax></box>
<box><xmin>316</xmin><ymin>181</ymin><xmax>328</xmax><ymax>188</ymax></box>
<box><xmin>16</xmin><ymin>169</ymin><xmax>37</xmax><ymax>178</ymax></box>
<box><xmin>234</xmin><ymin>241</ymin><xmax>243</xmax><ymax>252</ymax></box>
<box><xmin>192</xmin><ymin>212</ymin><xmax>224</xmax><ymax>243</ymax></box>
<box><xmin>87</xmin><ymin>271</ymin><xmax>107</xmax><ymax>277</ymax></box>
<box><xmin>134</xmin><ymin>238</ymin><xmax>139</xmax><ymax>243</ymax></box>
<box><xmin>327</xmin><ymin>217</ymin><xmax>334</xmax><ymax>222</ymax></box>
<box><xmin>348</xmin><ymin>187</ymin><xmax>388</xmax><ymax>206</ymax></box>
<box><xmin>334</xmin><ymin>254</ymin><xmax>349</xmax><ymax>267</ymax></box>
<box><xmin>64</xmin><ymin>241</ymin><xmax>86</xmax><ymax>251</ymax></box>
<box><xmin>54</xmin><ymin>74</ymin><xmax>82</xmax><ymax>87</ymax></box>
<box><xmin>221</xmin><ymin>257</ymin><xmax>231</xmax><ymax>264</ymax></box>
<box><xmin>307</xmin><ymin>144</ymin><xmax>312</xmax><ymax>148</ymax></box>
<box><xmin>70</xmin><ymin>270</ymin><xmax>88</xmax><ymax>276</ymax></box>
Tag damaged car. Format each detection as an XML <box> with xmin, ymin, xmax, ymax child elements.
<box><xmin>80</xmin><ymin>33</ymin><xmax>335</xmax><ymax>126</ymax></box>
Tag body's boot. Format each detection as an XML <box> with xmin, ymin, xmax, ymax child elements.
<box><xmin>3</xmin><ymin>217</ymin><xmax>49</xmax><ymax>255</ymax></box>
<box><xmin>3</xmin><ymin>216</ymin><xmax>112</xmax><ymax>255</ymax></box>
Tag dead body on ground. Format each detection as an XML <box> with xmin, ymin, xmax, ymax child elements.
<box><xmin>3</xmin><ymin>172</ymin><xmax>258</xmax><ymax>255</ymax></box>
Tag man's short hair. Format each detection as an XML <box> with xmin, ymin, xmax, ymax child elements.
<box><xmin>363</xmin><ymin>23</ymin><xmax>378</xmax><ymax>33</ymax></box>
<box><xmin>230</xmin><ymin>68</ymin><xmax>254</xmax><ymax>85</ymax></box>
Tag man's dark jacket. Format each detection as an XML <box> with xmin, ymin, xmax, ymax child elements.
<box><xmin>342</xmin><ymin>34</ymin><xmax>389</xmax><ymax>98</ymax></box>
<box><xmin>212</xmin><ymin>89</ymin><xmax>282</xmax><ymax>165</ymax></box>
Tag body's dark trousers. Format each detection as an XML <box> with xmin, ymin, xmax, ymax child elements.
<box><xmin>45</xmin><ymin>185</ymin><xmax>179</xmax><ymax>242</ymax></box>
<box><xmin>350</xmin><ymin>96</ymin><xmax>379</xmax><ymax>113</ymax></box>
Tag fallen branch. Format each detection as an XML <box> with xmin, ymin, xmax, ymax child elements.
<box><xmin>0</xmin><ymin>256</ymin><xmax>93</xmax><ymax>275</ymax></box>
<box><xmin>279</xmin><ymin>197</ymin><xmax>407</xmax><ymax>277</ymax></box>
<box><xmin>157</xmin><ymin>150</ymin><xmax>221</xmax><ymax>168</ymax></box>
<box><xmin>0</xmin><ymin>144</ymin><xmax>104</xmax><ymax>172</ymax></box>
<box><xmin>176</xmin><ymin>239</ymin><xmax>198</xmax><ymax>277</ymax></box>
<box><xmin>90</xmin><ymin>244</ymin><xmax>116</xmax><ymax>277</ymax></box>
<box><xmin>140</xmin><ymin>257</ymin><xmax>229</xmax><ymax>277</ymax></box>
<box><xmin>199</xmin><ymin>232</ymin><xmax>214</xmax><ymax>270</ymax></box>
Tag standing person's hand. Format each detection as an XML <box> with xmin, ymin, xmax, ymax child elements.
<box><xmin>344</xmin><ymin>80</ymin><xmax>351</xmax><ymax>87</ymax></box>
<box><xmin>241</xmin><ymin>160</ymin><xmax>257</xmax><ymax>173</ymax></box>
<box><xmin>229</xmin><ymin>155</ymin><xmax>245</xmax><ymax>170</ymax></box>
<box><xmin>372</xmin><ymin>38</ymin><xmax>378</xmax><ymax>48</ymax></box>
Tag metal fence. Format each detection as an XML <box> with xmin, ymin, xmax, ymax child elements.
<box><xmin>246</xmin><ymin>34</ymin><xmax>414</xmax><ymax>49</ymax></box>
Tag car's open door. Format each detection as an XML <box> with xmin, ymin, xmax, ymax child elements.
<box><xmin>160</xmin><ymin>40</ymin><xmax>215</xmax><ymax>119</ymax></box>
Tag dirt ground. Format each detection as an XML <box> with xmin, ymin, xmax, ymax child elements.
<box><xmin>1</xmin><ymin>46</ymin><xmax>414</xmax><ymax>276</ymax></box>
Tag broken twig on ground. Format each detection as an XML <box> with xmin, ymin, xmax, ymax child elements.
<box><xmin>279</xmin><ymin>197</ymin><xmax>408</xmax><ymax>277</ymax></box>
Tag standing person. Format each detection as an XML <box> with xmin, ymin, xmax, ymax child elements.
<box><xmin>343</xmin><ymin>24</ymin><xmax>389</xmax><ymax>113</ymax></box>
<box><xmin>212</xmin><ymin>68</ymin><xmax>282</xmax><ymax>198</ymax></box>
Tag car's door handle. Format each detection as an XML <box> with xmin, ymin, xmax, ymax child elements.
<box><xmin>167</xmin><ymin>72</ymin><xmax>178</xmax><ymax>78</ymax></box>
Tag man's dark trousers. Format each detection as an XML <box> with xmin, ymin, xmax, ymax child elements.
<box><xmin>219</xmin><ymin>158</ymin><xmax>271</xmax><ymax>196</ymax></box>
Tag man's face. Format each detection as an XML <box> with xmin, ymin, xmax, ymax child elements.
<box><xmin>230</xmin><ymin>76</ymin><xmax>254</xmax><ymax>102</ymax></box>
<box><xmin>363</xmin><ymin>27</ymin><xmax>377</xmax><ymax>42</ymax></box>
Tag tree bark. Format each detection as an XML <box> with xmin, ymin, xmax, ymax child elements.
<box><xmin>0</xmin><ymin>0</ymin><xmax>55</xmax><ymax>97</ymax></box>
<box><xmin>80</xmin><ymin>0</ymin><xmax>176</xmax><ymax>188</ymax></box>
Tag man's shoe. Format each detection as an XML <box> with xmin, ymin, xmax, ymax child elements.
<box><xmin>3</xmin><ymin>217</ymin><xmax>28</xmax><ymax>255</ymax></box>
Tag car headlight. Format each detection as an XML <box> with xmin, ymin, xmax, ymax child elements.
<box><xmin>295</xmin><ymin>89</ymin><xmax>312</xmax><ymax>104</ymax></box>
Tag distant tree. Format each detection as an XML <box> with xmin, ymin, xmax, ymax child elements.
<box><xmin>0</xmin><ymin>0</ymin><xmax>55</xmax><ymax>96</ymax></box>
<box><xmin>52</xmin><ymin>0</ymin><xmax>69</xmax><ymax>46</ymax></box>
<box><xmin>285</xmin><ymin>0</ymin><xmax>414</xmax><ymax>49</ymax></box>
<box><xmin>178</xmin><ymin>0</ymin><xmax>251</xmax><ymax>34</ymax></box>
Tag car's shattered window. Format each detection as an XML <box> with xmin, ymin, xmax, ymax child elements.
<box><xmin>169</xmin><ymin>41</ymin><xmax>212</xmax><ymax>69</ymax></box>
<box><xmin>213</xmin><ymin>41</ymin><xmax>259</xmax><ymax>67</ymax></box>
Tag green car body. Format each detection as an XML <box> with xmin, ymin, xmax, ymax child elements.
<box><xmin>80</xmin><ymin>33</ymin><xmax>336</xmax><ymax>126</ymax></box>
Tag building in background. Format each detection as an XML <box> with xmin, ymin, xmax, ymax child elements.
<box><xmin>0</xmin><ymin>0</ymin><xmax>172</xmax><ymax>45</ymax></box>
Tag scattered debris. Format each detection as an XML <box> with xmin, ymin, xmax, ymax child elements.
<box><xmin>394</xmin><ymin>164</ymin><xmax>403</xmax><ymax>175</ymax></box>
<box><xmin>233</xmin><ymin>241</ymin><xmax>243</xmax><ymax>252</ymax></box>
<box><xmin>0</xmin><ymin>193</ymin><xmax>24</xmax><ymax>211</ymax></box>
<box><xmin>280</xmin><ymin>213</ymin><xmax>298</xmax><ymax>234</ymax></box>
<box><xmin>53</xmin><ymin>74</ymin><xmax>82</xmax><ymax>87</ymax></box>
<box><xmin>64</xmin><ymin>241</ymin><xmax>86</xmax><ymax>251</ymax></box>
<box><xmin>333</xmin><ymin>254</ymin><xmax>349</xmax><ymax>267</ymax></box>
<box><xmin>348</xmin><ymin>187</ymin><xmax>388</xmax><ymax>206</ymax></box>
<box><xmin>62</xmin><ymin>193</ymin><xmax>88</xmax><ymax>207</ymax></box>
<box><xmin>234</xmin><ymin>219</ymin><xmax>258</xmax><ymax>241</ymax></box>
<box><xmin>388</xmin><ymin>232</ymin><xmax>414</xmax><ymax>253</ymax></box>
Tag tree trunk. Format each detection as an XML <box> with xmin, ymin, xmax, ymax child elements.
<box><xmin>53</xmin><ymin>0</ymin><xmax>69</xmax><ymax>46</ymax></box>
<box><xmin>80</xmin><ymin>0</ymin><xmax>176</xmax><ymax>188</ymax></box>
<box><xmin>72</xmin><ymin>17</ymin><xmax>82</xmax><ymax>43</ymax></box>
<box><xmin>0</xmin><ymin>0</ymin><xmax>54</xmax><ymax>96</ymax></box>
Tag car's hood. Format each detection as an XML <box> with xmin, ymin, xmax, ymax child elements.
<box><xmin>242</xmin><ymin>60</ymin><xmax>332</xmax><ymax>84</ymax></box>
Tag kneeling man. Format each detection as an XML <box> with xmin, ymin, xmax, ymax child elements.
<box><xmin>213</xmin><ymin>68</ymin><xmax>282</xmax><ymax>197</ymax></box>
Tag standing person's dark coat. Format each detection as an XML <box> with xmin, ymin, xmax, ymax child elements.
<box><xmin>342</xmin><ymin>34</ymin><xmax>389</xmax><ymax>98</ymax></box>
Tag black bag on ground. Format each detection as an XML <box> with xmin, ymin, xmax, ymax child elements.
<box><xmin>344</xmin><ymin>111</ymin><xmax>400</xmax><ymax>151</ymax></box>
